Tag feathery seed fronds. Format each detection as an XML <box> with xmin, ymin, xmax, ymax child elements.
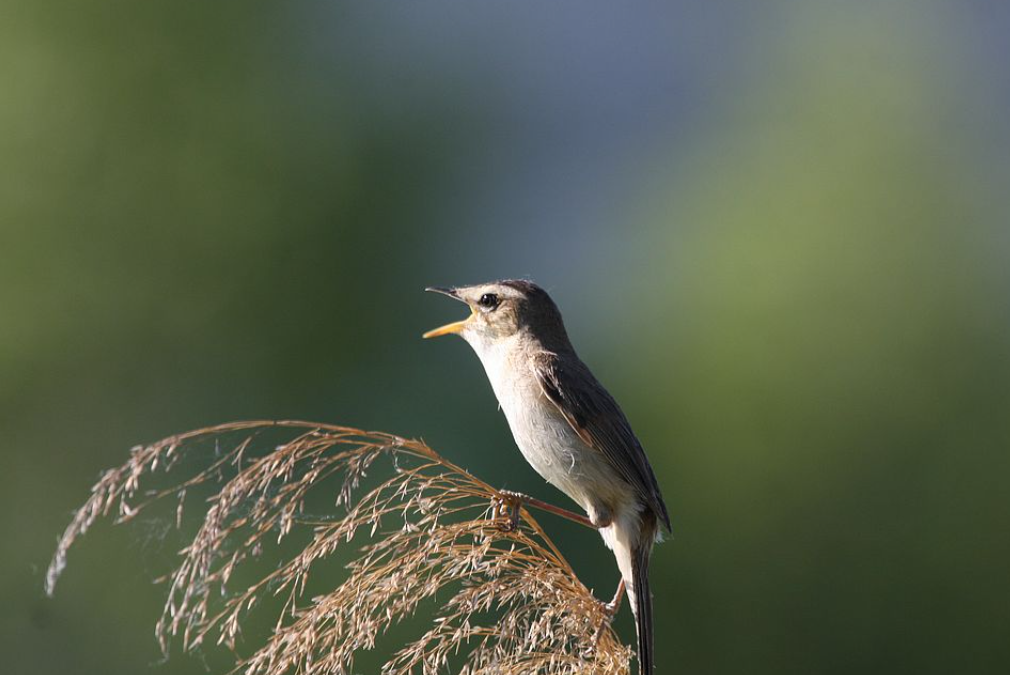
<box><xmin>47</xmin><ymin>421</ymin><xmax>631</xmax><ymax>674</ymax></box>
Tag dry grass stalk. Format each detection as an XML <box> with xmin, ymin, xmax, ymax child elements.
<box><xmin>47</xmin><ymin>420</ymin><xmax>631</xmax><ymax>674</ymax></box>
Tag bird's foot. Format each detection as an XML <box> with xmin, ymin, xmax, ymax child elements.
<box><xmin>591</xmin><ymin>580</ymin><xmax>626</xmax><ymax>647</ymax></box>
<box><xmin>491</xmin><ymin>489</ymin><xmax>527</xmax><ymax>532</ymax></box>
<box><xmin>491</xmin><ymin>489</ymin><xmax>598</xmax><ymax>531</ymax></box>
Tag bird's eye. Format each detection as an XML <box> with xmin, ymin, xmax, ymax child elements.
<box><xmin>478</xmin><ymin>293</ymin><xmax>499</xmax><ymax>310</ymax></box>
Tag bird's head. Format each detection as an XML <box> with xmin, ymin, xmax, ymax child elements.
<box><xmin>423</xmin><ymin>279</ymin><xmax>570</xmax><ymax>352</ymax></box>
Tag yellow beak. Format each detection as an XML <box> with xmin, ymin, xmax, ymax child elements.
<box><xmin>422</xmin><ymin>317</ymin><xmax>471</xmax><ymax>339</ymax></box>
<box><xmin>423</xmin><ymin>286</ymin><xmax>473</xmax><ymax>338</ymax></box>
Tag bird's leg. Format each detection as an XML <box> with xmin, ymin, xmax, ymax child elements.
<box><xmin>491</xmin><ymin>489</ymin><xmax>596</xmax><ymax>531</ymax></box>
<box><xmin>592</xmin><ymin>579</ymin><xmax>626</xmax><ymax>646</ymax></box>
<box><xmin>603</xmin><ymin>578</ymin><xmax>625</xmax><ymax>615</ymax></box>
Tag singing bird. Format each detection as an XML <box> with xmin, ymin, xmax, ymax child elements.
<box><xmin>423</xmin><ymin>279</ymin><xmax>671</xmax><ymax>674</ymax></box>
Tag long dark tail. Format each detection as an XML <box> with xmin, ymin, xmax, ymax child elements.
<box><xmin>632</xmin><ymin>543</ymin><xmax>655</xmax><ymax>675</ymax></box>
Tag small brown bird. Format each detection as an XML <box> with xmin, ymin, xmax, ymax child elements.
<box><xmin>424</xmin><ymin>279</ymin><xmax>670</xmax><ymax>674</ymax></box>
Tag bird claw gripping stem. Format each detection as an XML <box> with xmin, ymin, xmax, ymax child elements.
<box><xmin>491</xmin><ymin>489</ymin><xmax>599</xmax><ymax>531</ymax></box>
<box><xmin>590</xmin><ymin>579</ymin><xmax>626</xmax><ymax>647</ymax></box>
<box><xmin>491</xmin><ymin>489</ymin><xmax>526</xmax><ymax>532</ymax></box>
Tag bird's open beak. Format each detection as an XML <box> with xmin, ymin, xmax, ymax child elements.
<box><xmin>423</xmin><ymin>287</ymin><xmax>473</xmax><ymax>338</ymax></box>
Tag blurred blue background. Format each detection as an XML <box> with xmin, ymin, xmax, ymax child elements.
<box><xmin>3</xmin><ymin>1</ymin><xmax>1009</xmax><ymax>673</ymax></box>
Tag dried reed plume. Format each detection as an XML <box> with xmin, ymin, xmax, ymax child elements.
<box><xmin>47</xmin><ymin>420</ymin><xmax>631</xmax><ymax>674</ymax></box>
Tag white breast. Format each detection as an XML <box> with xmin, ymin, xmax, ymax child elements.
<box><xmin>470</xmin><ymin>336</ymin><xmax>626</xmax><ymax>514</ymax></box>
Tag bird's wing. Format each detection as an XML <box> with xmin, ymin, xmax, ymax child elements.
<box><xmin>532</xmin><ymin>351</ymin><xmax>671</xmax><ymax>531</ymax></box>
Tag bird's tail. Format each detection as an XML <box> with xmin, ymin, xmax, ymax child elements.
<box><xmin>632</xmin><ymin>541</ymin><xmax>655</xmax><ymax>675</ymax></box>
<box><xmin>608</xmin><ymin>510</ymin><xmax>657</xmax><ymax>675</ymax></box>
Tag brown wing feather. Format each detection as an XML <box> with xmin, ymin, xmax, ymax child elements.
<box><xmin>533</xmin><ymin>351</ymin><xmax>671</xmax><ymax>531</ymax></box>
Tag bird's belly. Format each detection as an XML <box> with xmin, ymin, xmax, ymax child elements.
<box><xmin>500</xmin><ymin>394</ymin><xmax>630</xmax><ymax>514</ymax></box>
<box><xmin>509</xmin><ymin>405</ymin><xmax>582</xmax><ymax>488</ymax></box>
<box><xmin>478</xmin><ymin>345</ymin><xmax>635</xmax><ymax>517</ymax></box>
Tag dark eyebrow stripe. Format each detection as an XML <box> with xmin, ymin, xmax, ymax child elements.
<box><xmin>499</xmin><ymin>279</ymin><xmax>541</xmax><ymax>294</ymax></box>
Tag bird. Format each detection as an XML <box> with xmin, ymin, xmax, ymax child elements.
<box><xmin>423</xmin><ymin>279</ymin><xmax>671</xmax><ymax>674</ymax></box>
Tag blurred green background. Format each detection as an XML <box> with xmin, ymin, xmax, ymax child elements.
<box><xmin>3</xmin><ymin>1</ymin><xmax>1008</xmax><ymax>673</ymax></box>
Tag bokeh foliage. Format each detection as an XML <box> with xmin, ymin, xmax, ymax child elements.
<box><xmin>3</xmin><ymin>2</ymin><xmax>1008</xmax><ymax>674</ymax></box>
